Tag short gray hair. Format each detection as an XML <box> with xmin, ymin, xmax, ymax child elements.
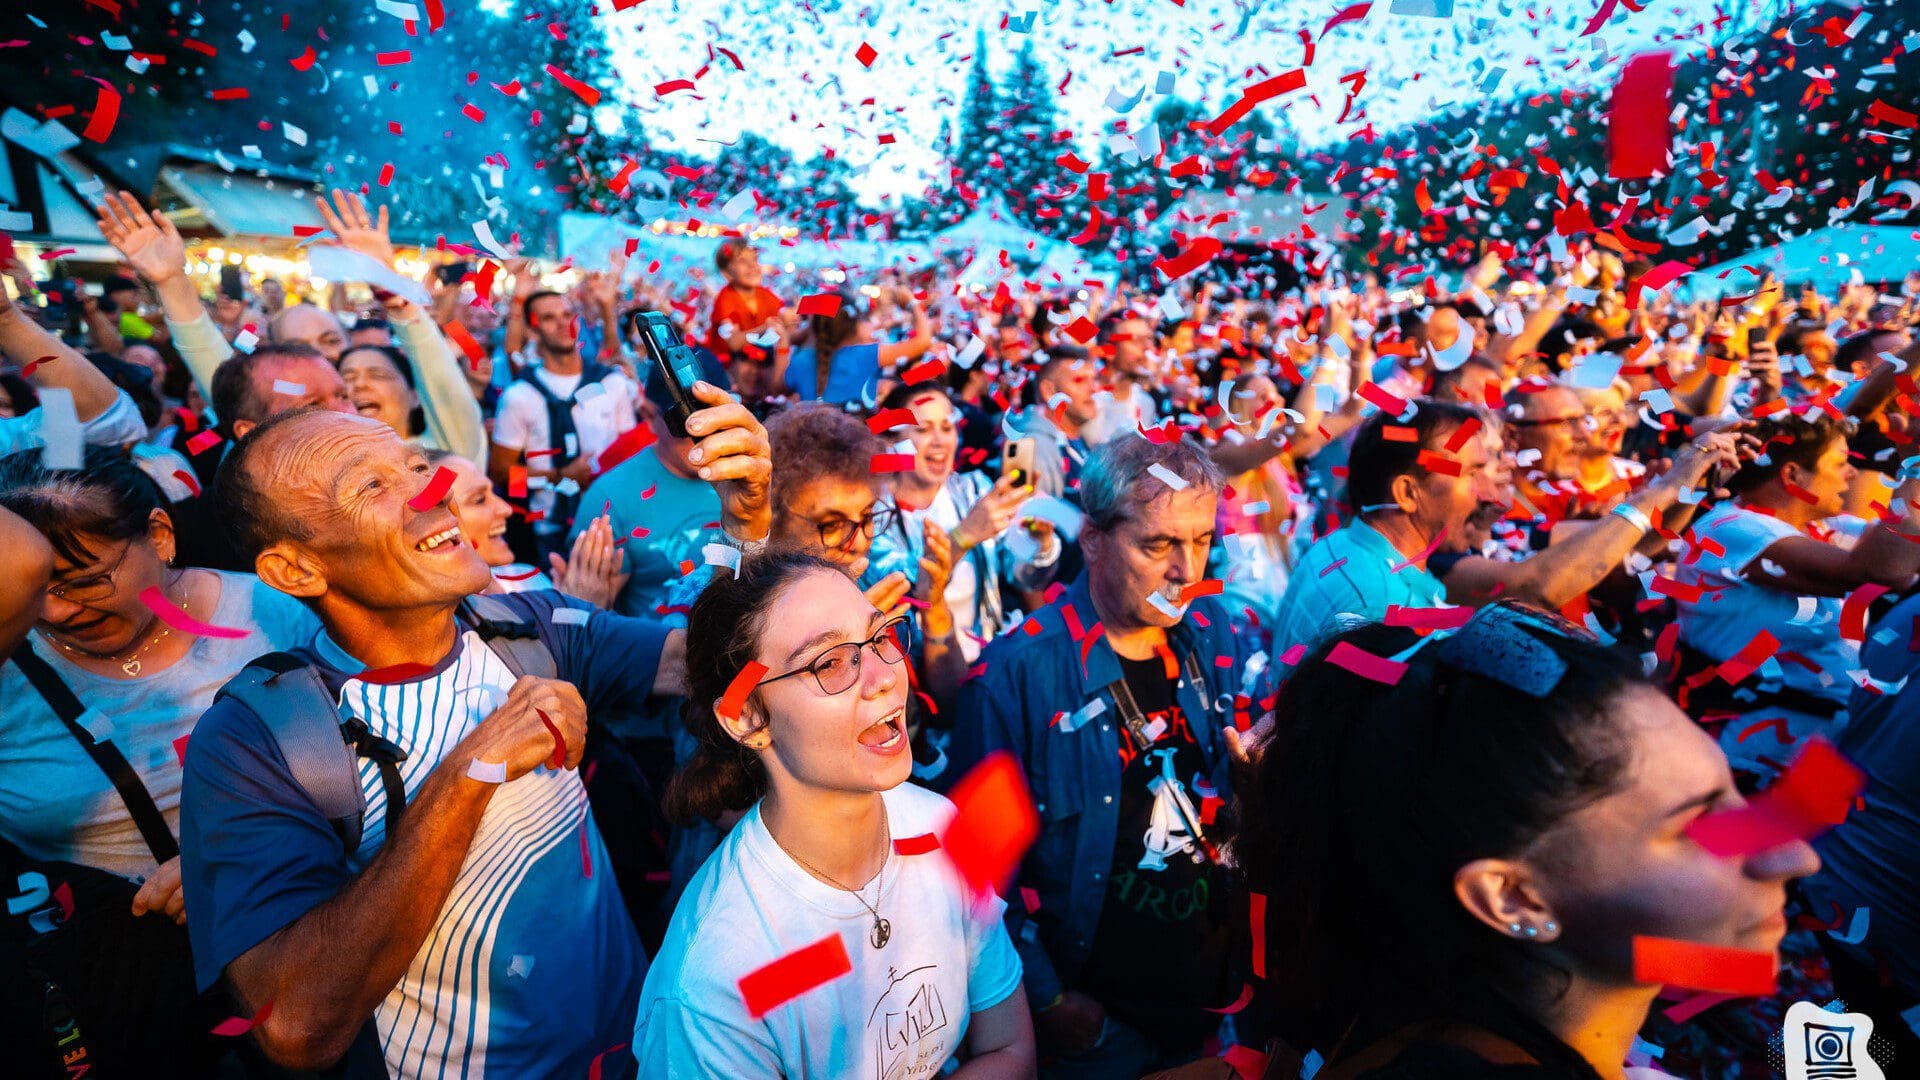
<box><xmin>1080</xmin><ymin>435</ymin><xmax>1223</xmax><ymax>533</ymax></box>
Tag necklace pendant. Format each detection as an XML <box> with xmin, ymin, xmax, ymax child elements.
<box><xmin>871</xmin><ymin>916</ymin><xmax>891</xmax><ymax>949</ymax></box>
<box><xmin>121</xmin><ymin>659</ymin><xmax>141</xmax><ymax>677</ymax></box>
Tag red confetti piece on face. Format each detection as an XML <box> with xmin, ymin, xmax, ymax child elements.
<box><xmin>900</xmin><ymin>358</ymin><xmax>946</xmax><ymax>385</ymax></box>
<box><xmin>1179</xmin><ymin>580</ymin><xmax>1224</xmax><ymax>603</ymax></box>
<box><xmin>867</xmin><ymin>408</ymin><xmax>917</xmax><ymax>434</ymax></box>
<box><xmin>186</xmin><ymin>430</ymin><xmax>223</xmax><ymax>456</ymax></box>
<box><xmin>595</xmin><ymin>423</ymin><xmax>658</xmax><ymax>474</ymax></box>
<box><xmin>718</xmin><ymin>662</ymin><xmax>768</xmax><ymax>722</ymax></box>
<box><xmin>545</xmin><ymin>63</ymin><xmax>602</xmax><ymax>106</ymax></box>
<box><xmin>140</xmin><ymin>586</ymin><xmax>248</xmax><ymax>639</ymax></box>
<box><xmin>407</xmin><ymin>466</ymin><xmax>457</xmax><ymax>511</ymax></box>
<box><xmin>1324</xmin><ymin>641</ymin><xmax>1408</xmax><ymax>685</ymax></box>
<box><xmin>796</xmin><ymin>293</ymin><xmax>842</xmax><ymax>318</ymax></box>
<box><xmin>738</xmin><ymin>933</ymin><xmax>853</xmax><ymax>1019</ymax></box>
<box><xmin>1153</xmin><ymin>236</ymin><xmax>1223</xmax><ymax>281</ymax></box>
<box><xmin>1840</xmin><ymin>583</ymin><xmax>1887</xmax><ymax>642</ymax></box>
<box><xmin>941</xmin><ymin>751</ymin><xmax>1040</xmax><ymax>898</ymax></box>
<box><xmin>210</xmin><ymin>999</ymin><xmax>275</xmax><ymax>1037</ymax></box>
<box><xmin>892</xmin><ymin>833</ymin><xmax>940</xmax><ymax>856</ymax></box>
<box><xmin>1632</xmin><ymin>936</ymin><xmax>1775</xmax><ymax>997</ymax></box>
<box><xmin>1685</xmin><ymin>739</ymin><xmax>1864</xmax><ymax>857</ymax></box>
<box><xmin>870</xmin><ymin>454</ymin><xmax>916</xmax><ymax>474</ymax></box>
<box><xmin>1715</xmin><ymin>630</ymin><xmax>1780</xmax><ymax>685</ymax></box>
<box><xmin>81</xmin><ymin>84</ymin><xmax>120</xmax><ymax>143</ymax></box>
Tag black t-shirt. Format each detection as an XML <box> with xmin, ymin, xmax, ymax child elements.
<box><xmin>1076</xmin><ymin>653</ymin><xmax>1239</xmax><ymax>1053</ymax></box>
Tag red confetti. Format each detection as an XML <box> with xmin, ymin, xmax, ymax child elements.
<box><xmin>173</xmin><ymin>733</ymin><xmax>191</xmax><ymax>766</ymax></box>
<box><xmin>355</xmin><ymin>662</ymin><xmax>434</xmax><ymax>685</ymax></box>
<box><xmin>376</xmin><ymin>162</ymin><xmax>395</xmax><ymax>187</ymax></box>
<box><xmin>538</xmin><ymin>708</ymin><xmax>566</xmax><ymax>770</ymax></box>
<box><xmin>140</xmin><ymin>586</ymin><xmax>248</xmax><ymax>639</ymax></box>
<box><xmin>737</xmin><ymin>933</ymin><xmax>853</xmax><ymax>1019</ymax></box>
<box><xmin>900</xmin><ymin>358</ymin><xmax>946</xmax><ymax>385</ymax></box>
<box><xmin>209</xmin><ymin>87</ymin><xmax>249</xmax><ymax>101</ymax></box>
<box><xmin>407</xmin><ymin>465</ymin><xmax>457</xmax><ymax>511</ymax></box>
<box><xmin>867</xmin><ymin>408</ymin><xmax>917</xmax><ymax>434</ymax></box>
<box><xmin>81</xmin><ymin>84</ymin><xmax>120</xmax><ymax>144</ymax></box>
<box><xmin>587</xmin><ymin>1043</ymin><xmax>629</xmax><ymax>1080</ymax></box>
<box><xmin>1632</xmin><ymin>936</ymin><xmax>1775</xmax><ymax>997</ymax></box>
<box><xmin>1685</xmin><ymin>739</ymin><xmax>1864</xmax><ymax>857</ymax></box>
<box><xmin>171</xmin><ymin>469</ymin><xmax>201</xmax><ymax>497</ymax></box>
<box><xmin>1249</xmin><ymin>892</ymin><xmax>1268</xmax><ymax>979</ymax></box>
<box><xmin>461</xmin><ymin>103</ymin><xmax>486</xmax><ymax>123</ymax></box>
<box><xmin>655</xmin><ymin>79</ymin><xmax>697</xmax><ymax>97</ymax></box>
<box><xmin>796</xmin><ymin>293</ymin><xmax>843</xmax><ymax>317</ymax></box>
<box><xmin>545</xmin><ymin>63</ymin><xmax>602</xmax><ymax>107</ymax></box>
<box><xmin>1715</xmin><ymin>630</ymin><xmax>1780</xmax><ymax>685</ymax></box>
<box><xmin>186</xmin><ymin>430</ymin><xmax>223</xmax><ymax>456</ymax></box>
<box><xmin>718</xmin><ymin>661</ymin><xmax>768</xmax><ymax>722</ymax></box>
<box><xmin>1320</xmin><ymin>1</ymin><xmax>1372</xmax><ymax>37</ymax></box>
<box><xmin>594</xmin><ymin>422</ymin><xmax>658</xmax><ymax>474</ymax></box>
<box><xmin>1840</xmin><ymin>583</ymin><xmax>1887</xmax><ymax>642</ymax></box>
<box><xmin>854</xmin><ymin>42</ymin><xmax>878</xmax><ymax>68</ymax></box>
<box><xmin>1608</xmin><ymin>52</ymin><xmax>1674</xmax><ymax>180</ymax></box>
<box><xmin>1867</xmin><ymin>99</ymin><xmax>1920</xmax><ymax>129</ymax></box>
<box><xmin>1357</xmin><ymin>381</ymin><xmax>1407</xmax><ymax>415</ymax></box>
<box><xmin>1154</xmin><ymin>236</ymin><xmax>1224</xmax><ymax>281</ymax></box>
<box><xmin>892</xmin><ymin>833</ymin><xmax>941</xmax><ymax>856</ymax></box>
<box><xmin>940</xmin><ymin>751</ymin><xmax>1040</xmax><ymax>898</ymax></box>
<box><xmin>443</xmin><ymin>320</ymin><xmax>485</xmax><ymax>368</ymax></box>
<box><xmin>1204</xmin><ymin>69</ymin><xmax>1306</xmax><ymax>136</ymax></box>
<box><xmin>870</xmin><ymin>454</ymin><xmax>917</xmax><ymax>474</ymax></box>
<box><xmin>210</xmin><ymin>1000</ymin><xmax>275</xmax><ymax>1037</ymax></box>
<box><xmin>1206</xmin><ymin>982</ymin><xmax>1257</xmax><ymax>1015</ymax></box>
<box><xmin>1179</xmin><ymin>579</ymin><xmax>1224</xmax><ymax>603</ymax></box>
<box><xmin>376</xmin><ymin>50</ymin><xmax>411</xmax><ymax>66</ymax></box>
<box><xmin>1324</xmin><ymin>641</ymin><xmax>1407</xmax><ymax>685</ymax></box>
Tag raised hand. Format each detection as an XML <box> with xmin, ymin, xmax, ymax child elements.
<box><xmin>95</xmin><ymin>191</ymin><xmax>188</xmax><ymax>285</ymax></box>
<box><xmin>315</xmin><ymin>189</ymin><xmax>395</xmax><ymax>269</ymax></box>
<box><xmin>954</xmin><ymin>473</ymin><xmax>1031</xmax><ymax>550</ymax></box>
<box><xmin>684</xmin><ymin>381</ymin><xmax>772</xmax><ymax>542</ymax></box>
<box><xmin>548</xmin><ymin>515</ymin><xmax>631</xmax><ymax>611</ymax></box>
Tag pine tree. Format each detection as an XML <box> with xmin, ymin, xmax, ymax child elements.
<box><xmin>998</xmin><ymin>41</ymin><xmax>1063</xmax><ymax>236</ymax></box>
<box><xmin>949</xmin><ymin>32</ymin><xmax>1001</xmax><ymax>222</ymax></box>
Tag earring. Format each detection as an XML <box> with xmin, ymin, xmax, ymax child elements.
<box><xmin>1544</xmin><ymin>921</ymin><xmax>1558</xmax><ymax>934</ymax></box>
<box><xmin>1508</xmin><ymin>922</ymin><xmax>1523</xmax><ymax>934</ymax></box>
<box><xmin>1523</xmin><ymin>925</ymin><xmax>1539</xmax><ymax>938</ymax></box>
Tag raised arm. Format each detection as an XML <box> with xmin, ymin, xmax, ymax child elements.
<box><xmin>876</xmin><ymin>295</ymin><xmax>933</xmax><ymax>368</ymax></box>
<box><xmin>95</xmin><ymin>191</ymin><xmax>232</xmax><ymax>395</ymax></box>
<box><xmin>0</xmin><ymin>274</ymin><xmax>122</xmax><ymax>421</ymax></box>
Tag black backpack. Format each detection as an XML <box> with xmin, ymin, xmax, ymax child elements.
<box><xmin>214</xmin><ymin>595</ymin><xmax>671</xmax><ymax>931</ymax></box>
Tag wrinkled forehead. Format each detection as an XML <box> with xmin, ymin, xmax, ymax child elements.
<box><xmin>252</xmin><ymin>412</ymin><xmax>409</xmax><ymax>509</ymax></box>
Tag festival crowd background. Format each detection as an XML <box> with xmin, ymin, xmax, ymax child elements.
<box><xmin>0</xmin><ymin>0</ymin><xmax>1918</xmax><ymax>1078</ymax></box>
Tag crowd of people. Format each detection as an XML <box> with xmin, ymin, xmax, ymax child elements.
<box><xmin>0</xmin><ymin>185</ymin><xmax>1917</xmax><ymax>1080</ymax></box>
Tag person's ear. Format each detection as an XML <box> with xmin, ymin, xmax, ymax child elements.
<box><xmin>256</xmin><ymin>541</ymin><xmax>328</xmax><ymax>600</ymax></box>
<box><xmin>715</xmin><ymin>697</ymin><xmax>770</xmax><ymax>750</ymax></box>
<box><xmin>231</xmin><ymin>418</ymin><xmax>257</xmax><ymax>441</ymax></box>
<box><xmin>1389</xmin><ymin>471</ymin><xmax>1423</xmax><ymax>514</ymax></box>
<box><xmin>1454</xmin><ymin>858</ymin><xmax>1562</xmax><ymax>943</ymax></box>
<box><xmin>147</xmin><ymin>508</ymin><xmax>177</xmax><ymax>566</ymax></box>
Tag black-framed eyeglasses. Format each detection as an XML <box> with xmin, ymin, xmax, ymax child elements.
<box><xmin>815</xmin><ymin>505</ymin><xmax>898</xmax><ymax>551</ymax></box>
<box><xmin>47</xmin><ymin>539</ymin><xmax>136</xmax><ymax>605</ymax></box>
<box><xmin>759</xmin><ymin>616</ymin><xmax>910</xmax><ymax>696</ymax></box>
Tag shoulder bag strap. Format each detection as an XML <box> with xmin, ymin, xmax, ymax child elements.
<box><xmin>10</xmin><ymin>642</ymin><xmax>179</xmax><ymax>864</ymax></box>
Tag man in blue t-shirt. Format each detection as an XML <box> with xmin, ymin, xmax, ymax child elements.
<box><xmin>182</xmin><ymin>398</ymin><xmax>770</xmax><ymax>1078</ymax></box>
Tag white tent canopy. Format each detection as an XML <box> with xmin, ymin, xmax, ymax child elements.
<box><xmin>1678</xmin><ymin>225</ymin><xmax>1919</xmax><ymax>299</ymax></box>
<box><xmin>930</xmin><ymin>194</ymin><xmax>1056</xmax><ymax>258</ymax></box>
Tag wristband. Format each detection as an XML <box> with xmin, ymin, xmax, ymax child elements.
<box><xmin>949</xmin><ymin>526</ymin><xmax>978</xmax><ymax>554</ymax></box>
<box><xmin>1610</xmin><ymin>501</ymin><xmax>1653</xmax><ymax>534</ymax></box>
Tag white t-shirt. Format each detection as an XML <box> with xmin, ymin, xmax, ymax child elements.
<box><xmin>493</xmin><ymin>365</ymin><xmax>641</xmax><ymax>524</ymax></box>
<box><xmin>635</xmin><ymin>783</ymin><xmax>1023</xmax><ymax>1078</ymax></box>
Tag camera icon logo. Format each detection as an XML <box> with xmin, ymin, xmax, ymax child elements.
<box><xmin>1784</xmin><ymin>1000</ymin><xmax>1884</xmax><ymax>1080</ymax></box>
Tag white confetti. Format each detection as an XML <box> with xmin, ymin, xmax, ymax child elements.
<box><xmin>38</xmin><ymin>388</ymin><xmax>81</xmax><ymax>471</ymax></box>
<box><xmin>1145</xmin><ymin>591</ymin><xmax>1185</xmax><ymax>619</ymax></box>
<box><xmin>473</xmin><ymin>219</ymin><xmax>515</xmax><ymax>259</ymax></box>
<box><xmin>1147</xmin><ymin>463</ymin><xmax>1189</xmax><ymax>492</ymax></box>
<box><xmin>703</xmin><ymin>542</ymin><xmax>743</xmax><ymax>579</ymax></box>
<box><xmin>551</xmin><ymin>607</ymin><xmax>592</xmax><ymax>626</ymax></box>
<box><xmin>1058</xmin><ymin>698</ymin><xmax>1106</xmax><ymax>733</ymax></box>
<box><xmin>271</xmin><ymin>380</ymin><xmax>307</xmax><ymax>396</ymax></box>
<box><xmin>465</xmin><ymin>759</ymin><xmax>508</xmax><ymax>784</ymax></box>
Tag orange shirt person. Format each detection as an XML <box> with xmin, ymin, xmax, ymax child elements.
<box><xmin>707</xmin><ymin>241</ymin><xmax>790</xmax><ymax>402</ymax></box>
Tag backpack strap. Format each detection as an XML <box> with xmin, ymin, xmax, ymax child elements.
<box><xmin>457</xmin><ymin>594</ymin><xmax>559</xmax><ymax>681</ymax></box>
<box><xmin>11</xmin><ymin>641</ymin><xmax>179</xmax><ymax>864</ymax></box>
<box><xmin>215</xmin><ymin>653</ymin><xmax>370</xmax><ymax>854</ymax></box>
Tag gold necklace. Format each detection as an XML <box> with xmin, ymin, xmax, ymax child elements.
<box><xmin>768</xmin><ymin>809</ymin><xmax>893</xmax><ymax>949</ymax></box>
<box><xmin>51</xmin><ymin>583</ymin><xmax>181</xmax><ymax>677</ymax></box>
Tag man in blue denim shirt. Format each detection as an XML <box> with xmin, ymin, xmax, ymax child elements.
<box><xmin>953</xmin><ymin>437</ymin><xmax>1274</xmax><ymax>1078</ymax></box>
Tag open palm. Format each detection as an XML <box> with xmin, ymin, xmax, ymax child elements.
<box><xmin>315</xmin><ymin>188</ymin><xmax>395</xmax><ymax>269</ymax></box>
<box><xmin>96</xmin><ymin>191</ymin><xmax>186</xmax><ymax>284</ymax></box>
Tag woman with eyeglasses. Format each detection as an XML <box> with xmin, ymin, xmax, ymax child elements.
<box><xmin>636</xmin><ymin>550</ymin><xmax>1035</xmax><ymax>1077</ymax></box>
<box><xmin>0</xmin><ymin>449</ymin><xmax>318</xmax><ymax>898</ymax></box>
<box><xmin>1235</xmin><ymin>605</ymin><xmax>1821</xmax><ymax>1080</ymax></box>
<box><xmin>1567</xmin><ymin>381</ymin><xmax>1644</xmax><ymax>514</ymax></box>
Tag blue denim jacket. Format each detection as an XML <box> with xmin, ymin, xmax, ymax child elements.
<box><xmin>949</xmin><ymin>574</ymin><xmax>1274</xmax><ymax>1008</ymax></box>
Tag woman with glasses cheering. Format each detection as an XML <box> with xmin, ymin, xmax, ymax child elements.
<box><xmin>0</xmin><ymin>449</ymin><xmax>316</xmax><ymax>1074</ymax></box>
<box><xmin>637</xmin><ymin>550</ymin><xmax>1035</xmax><ymax>1077</ymax></box>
